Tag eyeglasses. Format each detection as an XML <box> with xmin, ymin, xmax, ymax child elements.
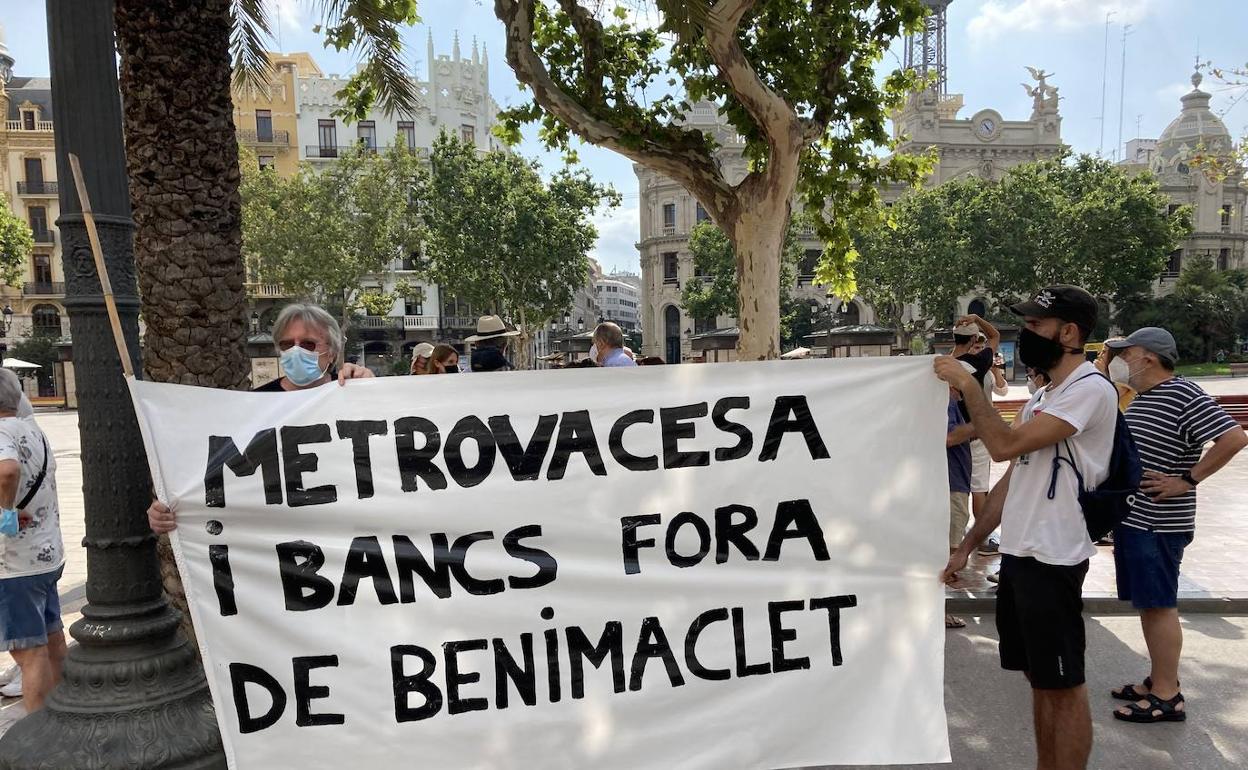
<box><xmin>277</xmin><ymin>338</ymin><xmax>327</xmax><ymax>353</ymax></box>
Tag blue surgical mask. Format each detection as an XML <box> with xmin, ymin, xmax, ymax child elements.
<box><xmin>280</xmin><ymin>346</ymin><xmax>327</xmax><ymax>387</ymax></box>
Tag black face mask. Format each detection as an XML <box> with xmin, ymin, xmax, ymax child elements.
<box><xmin>1017</xmin><ymin>327</ymin><xmax>1068</xmax><ymax>373</ymax></box>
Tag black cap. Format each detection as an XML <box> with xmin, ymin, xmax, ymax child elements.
<box><xmin>1010</xmin><ymin>285</ymin><xmax>1098</xmax><ymax>332</ymax></box>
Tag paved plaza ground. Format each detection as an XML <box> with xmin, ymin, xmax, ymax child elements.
<box><xmin>2</xmin><ymin>375</ymin><xmax>1246</xmax><ymax>760</ymax></box>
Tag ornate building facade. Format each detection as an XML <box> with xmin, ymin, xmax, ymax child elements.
<box><xmin>635</xmin><ymin>0</ymin><xmax>1068</xmax><ymax>361</ymax></box>
<box><xmin>1119</xmin><ymin>71</ymin><xmax>1246</xmax><ymax>289</ymax></box>
<box><xmin>231</xmin><ymin>35</ymin><xmax>505</xmax><ymax>372</ymax></box>
<box><xmin>0</xmin><ymin>25</ymin><xmax>69</xmax><ymax>399</ymax></box>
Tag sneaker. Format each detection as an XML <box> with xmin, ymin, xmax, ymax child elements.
<box><xmin>986</xmin><ymin>572</ymin><xmax>1000</xmax><ymax>585</ymax></box>
<box><xmin>0</xmin><ymin>670</ymin><xmax>21</xmax><ymax>698</ymax></box>
<box><xmin>0</xmin><ymin>664</ymin><xmax>16</xmax><ymax>687</ymax></box>
<box><xmin>978</xmin><ymin>537</ymin><xmax>1000</xmax><ymax>556</ymax></box>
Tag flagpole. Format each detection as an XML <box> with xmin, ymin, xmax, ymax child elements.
<box><xmin>68</xmin><ymin>152</ymin><xmax>135</xmax><ymax>378</ymax></box>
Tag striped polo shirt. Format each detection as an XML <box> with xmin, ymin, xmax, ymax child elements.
<box><xmin>1122</xmin><ymin>377</ymin><xmax>1240</xmax><ymax>533</ymax></box>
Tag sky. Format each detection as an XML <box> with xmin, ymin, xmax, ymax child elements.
<box><xmin>4</xmin><ymin>0</ymin><xmax>1247</xmax><ymax>274</ymax></box>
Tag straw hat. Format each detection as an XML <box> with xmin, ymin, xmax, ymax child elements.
<box><xmin>464</xmin><ymin>315</ymin><xmax>521</xmax><ymax>343</ymax></box>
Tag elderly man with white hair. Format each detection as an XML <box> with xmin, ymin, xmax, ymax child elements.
<box><xmin>148</xmin><ymin>302</ymin><xmax>372</xmax><ymax>534</ymax></box>
<box><xmin>590</xmin><ymin>321</ymin><xmax>636</xmax><ymax>368</ymax></box>
<box><xmin>0</xmin><ymin>368</ymin><xmax>64</xmax><ymax>713</ymax></box>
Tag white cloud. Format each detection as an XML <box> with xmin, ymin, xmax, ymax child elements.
<box><xmin>591</xmin><ymin>203</ymin><xmax>642</xmax><ymax>273</ymax></box>
<box><xmin>271</xmin><ymin>0</ymin><xmax>305</xmax><ymax>39</ymax></box>
<box><xmin>967</xmin><ymin>0</ymin><xmax>1155</xmax><ymax>44</ymax></box>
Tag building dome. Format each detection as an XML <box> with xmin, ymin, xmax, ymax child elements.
<box><xmin>1156</xmin><ymin>71</ymin><xmax>1233</xmax><ymax>162</ymax></box>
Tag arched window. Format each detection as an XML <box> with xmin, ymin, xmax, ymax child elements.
<box><xmin>968</xmin><ymin>298</ymin><xmax>988</xmax><ymax>317</ymax></box>
<box><xmin>31</xmin><ymin>304</ymin><xmax>61</xmax><ymax>337</ymax></box>
<box><xmin>664</xmin><ymin>306</ymin><xmax>682</xmax><ymax>364</ymax></box>
<box><xmin>840</xmin><ymin>301</ymin><xmax>861</xmax><ymax>326</ymax></box>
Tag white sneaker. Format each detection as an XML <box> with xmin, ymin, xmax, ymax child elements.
<box><xmin>0</xmin><ymin>670</ymin><xmax>22</xmax><ymax>698</ymax></box>
<box><xmin>0</xmin><ymin>664</ymin><xmax>17</xmax><ymax>687</ymax></box>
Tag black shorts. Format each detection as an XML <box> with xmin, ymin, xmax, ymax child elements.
<box><xmin>996</xmin><ymin>554</ymin><xmax>1089</xmax><ymax>690</ymax></box>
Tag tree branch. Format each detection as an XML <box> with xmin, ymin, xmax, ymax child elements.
<box><xmin>496</xmin><ymin>0</ymin><xmax>735</xmax><ymax>217</ymax></box>
<box><xmin>704</xmin><ymin>0</ymin><xmax>801</xmax><ymax>151</ymax></box>
<box><xmin>556</xmin><ymin>0</ymin><xmax>605</xmax><ymax>106</ymax></box>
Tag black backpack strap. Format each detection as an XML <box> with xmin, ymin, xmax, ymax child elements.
<box><xmin>15</xmin><ymin>433</ymin><xmax>49</xmax><ymax>511</ymax></box>
<box><xmin>1047</xmin><ymin>438</ymin><xmax>1085</xmax><ymax>500</ymax></box>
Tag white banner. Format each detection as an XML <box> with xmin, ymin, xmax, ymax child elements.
<box><xmin>129</xmin><ymin>357</ymin><xmax>951</xmax><ymax>770</ymax></box>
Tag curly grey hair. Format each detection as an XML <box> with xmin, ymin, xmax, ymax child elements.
<box><xmin>271</xmin><ymin>303</ymin><xmax>343</xmax><ymax>361</ymax></box>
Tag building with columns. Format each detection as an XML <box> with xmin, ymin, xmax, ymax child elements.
<box><xmin>1118</xmin><ymin>71</ymin><xmax>1246</xmax><ymax>287</ymax></box>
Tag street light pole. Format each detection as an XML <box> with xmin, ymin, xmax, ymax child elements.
<box><xmin>0</xmin><ymin>1</ymin><xmax>226</xmax><ymax>767</ymax></box>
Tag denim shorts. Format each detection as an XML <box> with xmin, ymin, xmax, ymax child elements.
<box><xmin>0</xmin><ymin>565</ymin><xmax>64</xmax><ymax>651</ymax></box>
<box><xmin>1113</xmin><ymin>525</ymin><xmax>1193</xmax><ymax>610</ymax></box>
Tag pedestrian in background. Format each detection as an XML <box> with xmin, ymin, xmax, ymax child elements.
<box><xmin>409</xmin><ymin>342</ymin><xmax>435</xmax><ymax>375</ymax></box>
<box><xmin>465</xmin><ymin>315</ymin><xmax>519</xmax><ymax>373</ymax></box>
<box><xmin>945</xmin><ymin>367</ymin><xmax>977</xmax><ymax>629</ymax></box>
<box><xmin>423</xmin><ymin>344</ymin><xmax>460</xmax><ymax>374</ymax></box>
<box><xmin>590</xmin><ymin>322</ymin><xmax>637</xmax><ymax>368</ymax></box>
<box><xmin>951</xmin><ymin>315</ymin><xmax>1002</xmax><ymax>555</ymax></box>
<box><xmin>0</xmin><ymin>369</ymin><xmax>63</xmax><ymax>711</ymax></box>
<box><xmin>1105</xmin><ymin>328</ymin><xmax>1247</xmax><ymax>724</ymax></box>
<box><xmin>1095</xmin><ymin>338</ymin><xmax>1137</xmax><ymax>412</ymax></box>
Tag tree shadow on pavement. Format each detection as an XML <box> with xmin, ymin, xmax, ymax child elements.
<box><xmin>802</xmin><ymin>614</ymin><xmax>1247</xmax><ymax>770</ymax></box>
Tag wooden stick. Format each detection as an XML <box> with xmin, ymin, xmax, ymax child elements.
<box><xmin>68</xmin><ymin>153</ymin><xmax>134</xmax><ymax>379</ymax></box>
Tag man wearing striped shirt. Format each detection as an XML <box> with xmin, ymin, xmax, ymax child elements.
<box><xmin>1105</xmin><ymin>327</ymin><xmax>1247</xmax><ymax>724</ymax></box>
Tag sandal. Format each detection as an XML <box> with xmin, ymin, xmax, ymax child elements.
<box><xmin>1112</xmin><ymin>677</ymin><xmax>1179</xmax><ymax>701</ymax></box>
<box><xmin>1113</xmin><ymin>693</ymin><xmax>1186</xmax><ymax>723</ymax></box>
<box><xmin>945</xmin><ymin>614</ymin><xmax>966</xmax><ymax>629</ymax></box>
<box><xmin>1112</xmin><ymin>676</ymin><xmax>1152</xmax><ymax>701</ymax></box>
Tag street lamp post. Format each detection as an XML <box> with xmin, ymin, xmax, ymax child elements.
<box><xmin>1</xmin><ymin>304</ymin><xmax>13</xmax><ymax>336</ymax></box>
<box><xmin>0</xmin><ymin>1</ymin><xmax>226</xmax><ymax>767</ymax></box>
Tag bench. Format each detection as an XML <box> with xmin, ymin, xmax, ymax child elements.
<box><xmin>1216</xmin><ymin>395</ymin><xmax>1248</xmax><ymax>429</ymax></box>
<box><xmin>1230</xmin><ymin>362</ymin><xmax>1248</xmax><ymax>378</ymax></box>
<box><xmin>994</xmin><ymin>398</ymin><xmax>1029</xmax><ymax>424</ymax></box>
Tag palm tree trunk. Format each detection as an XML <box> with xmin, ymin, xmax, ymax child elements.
<box><xmin>115</xmin><ymin>0</ymin><xmax>253</xmax><ymax>646</ymax></box>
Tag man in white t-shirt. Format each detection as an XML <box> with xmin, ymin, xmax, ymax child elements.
<box><xmin>0</xmin><ymin>369</ymin><xmax>65</xmax><ymax>713</ymax></box>
<box><xmin>935</xmin><ymin>285</ymin><xmax>1116</xmax><ymax>770</ymax></box>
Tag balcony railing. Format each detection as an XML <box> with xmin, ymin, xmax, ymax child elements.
<box><xmin>23</xmin><ymin>281</ymin><xmax>64</xmax><ymax>296</ymax></box>
<box><xmin>305</xmin><ymin>145</ymin><xmax>378</xmax><ymax>158</ymax></box>
<box><xmin>662</xmin><ymin>225</ymin><xmax>677</xmax><ymax>236</ymax></box>
<box><xmin>403</xmin><ymin>315</ymin><xmax>438</xmax><ymax>330</ymax></box>
<box><xmin>6</xmin><ymin>120</ymin><xmax>54</xmax><ymax>132</ymax></box>
<box><xmin>17</xmin><ymin>181</ymin><xmax>58</xmax><ymax>196</ymax></box>
<box><xmin>31</xmin><ymin>230</ymin><xmax>54</xmax><ymax>245</ymax></box>
<box><xmin>442</xmin><ymin>316</ymin><xmax>477</xmax><ymax>329</ymax></box>
<box><xmin>662</xmin><ymin>277</ymin><xmax>680</xmax><ymax>287</ymax></box>
<box><xmin>356</xmin><ymin>316</ymin><xmax>402</xmax><ymax>330</ymax></box>
<box><xmin>238</xmin><ymin>128</ymin><xmax>290</xmax><ymax>145</ymax></box>
<box><xmin>245</xmin><ymin>282</ymin><xmax>290</xmax><ymax>298</ymax></box>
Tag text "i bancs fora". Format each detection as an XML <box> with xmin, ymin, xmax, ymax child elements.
<box><xmin>204</xmin><ymin>395</ymin><xmax>831</xmax><ymax>506</ymax></box>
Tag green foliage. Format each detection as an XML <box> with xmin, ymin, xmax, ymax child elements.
<box><xmin>1116</xmin><ymin>257</ymin><xmax>1248</xmax><ymax>363</ymax></box>
<box><xmin>0</xmin><ymin>198</ymin><xmax>33</xmax><ymax>288</ymax></box>
<box><xmin>856</xmin><ymin>153</ymin><xmax>1189</xmax><ymax>335</ymax></box>
<box><xmin>420</xmin><ymin>132</ymin><xmax>619</xmax><ymax>365</ymax></box>
<box><xmin>240</xmin><ymin>144</ymin><xmax>425</xmax><ymax>321</ymax></box>
<box><xmin>494</xmin><ymin>0</ymin><xmax>934</xmax><ymax>350</ymax></box>
<box><xmin>231</xmin><ymin>0</ymin><xmax>420</xmax><ymax>121</ymax></box>
<box><xmin>9</xmin><ymin>328</ymin><xmax>60</xmax><ymax>391</ymax></box>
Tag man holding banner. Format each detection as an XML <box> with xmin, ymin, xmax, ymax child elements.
<box><xmin>937</xmin><ymin>285</ymin><xmax>1116</xmax><ymax>770</ymax></box>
